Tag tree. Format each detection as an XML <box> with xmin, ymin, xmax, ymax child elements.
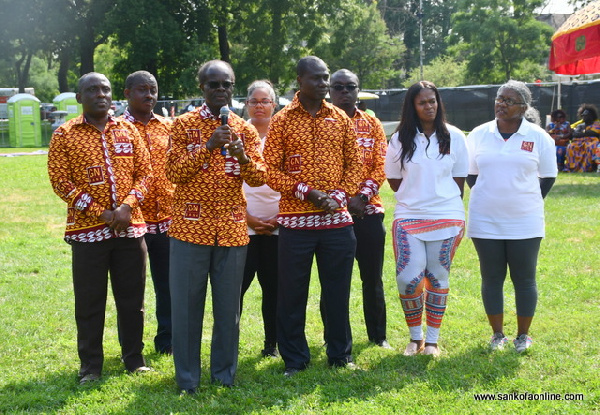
<box><xmin>404</xmin><ymin>55</ymin><xmax>467</xmax><ymax>87</ymax></box>
<box><xmin>448</xmin><ymin>0</ymin><xmax>554</xmax><ymax>84</ymax></box>
<box><xmin>314</xmin><ymin>0</ymin><xmax>405</xmax><ymax>89</ymax></box>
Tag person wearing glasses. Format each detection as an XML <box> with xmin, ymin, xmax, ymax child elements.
<box><xmin>263</xmin><ymin>56</ymin><xmax>362</xmax><ymax>376</ymax></box>
<box><xmin>466</xmin><ymin>80</ymin><xmax>557</xmax><ymax>353</ymax></box>
<box><xmin>166</xmin><ymin>60</ymin><xmax>267</xmax><ymax>393</ymax></box>
<box><xmin>326</xmin><ymin>69</ymin><xmax>390</xmax><ymax>349</ymax></box>
<box><xmin>239</xmin><ymin>80</ymin><xmax>281</xmax><ymax>358</ymax></box>
<box><xmin>565</xmin><ymin>103</ymin><xmax>600</xmax><ymax>172</ymax></box>
<box><xmin>384</xmin><ymin>81</ymin><xmax>468</xmax><ymax>357</ymax></box>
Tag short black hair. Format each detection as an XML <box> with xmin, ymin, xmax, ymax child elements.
<box><xmin>78</xmin><ymin>72</ymin><xmax>109</xmax><ymax>93</ymax></box>
<box><xmin>197</xmin><ymin>60</ymin><xmax>235</xmax><ymax>85</ymax></box>
<box><xmin>125</xmin><ymin>71</ymin><xmax>156</xmax><ymax>90</ymax></box>
<box><xmin>296</xmin><ymin>56</ymin><xmax>327</xmax><ymax>77</ymax></box>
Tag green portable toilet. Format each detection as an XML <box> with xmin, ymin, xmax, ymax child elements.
<box><xmin>53</xmin><ymin>92</ymin><xmax>81</xmax><ymax>121</ymax></box>
<box><xmin>7</xmin><ymin>94</ymin><xmax>42</xmax><ymax>148</ymax></box>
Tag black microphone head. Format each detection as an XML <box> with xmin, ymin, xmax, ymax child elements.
<box><xmin>220</xmin><ymin>106</ymin><xmax>230</xmax><ymax>117</ymax></box>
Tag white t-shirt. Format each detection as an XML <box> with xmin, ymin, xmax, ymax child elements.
<box><xmin>243</xmin><ymin>136</ymin><xmax>281</xmax><ymax>235</ymax></box>
<box><xmin>384</xmin><ymin>123</ymin><xmax>469</xmax><ymax>221</ymax></box>
<box><xmin>466</xmin><ymin>119</ymin><xmax>558</xmax><ymax>239</ymax></box>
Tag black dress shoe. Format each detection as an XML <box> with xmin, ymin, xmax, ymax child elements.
<box><xmin>180</xmin><ymin>388</ymin><xmax>196</xmax><ymax>395</ymax></box>
<box><xmin>79</xmin><ymin>373</ymin><xmax>101</xmax><ymax>385</ymax></box>
<box><xmin>283</xmin><ymin>368</ymin><xmax>301</xmax><ymax>377</ymax></box>
<box><xmin>261</xmin><ymin>347</ymin><xmax>279</xmax><ymax>358</ymax></box>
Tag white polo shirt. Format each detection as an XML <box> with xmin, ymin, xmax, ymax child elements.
<box><xmin>385</xmin><ymin>124</ymin><xmax>469</xmax><ymax>221</ymax></box>
<box><xmin>466</xmin><ymin>119</ymin><xmax>557</xmax><ymax>239</ymax></box>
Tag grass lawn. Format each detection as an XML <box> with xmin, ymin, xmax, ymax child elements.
<box><xmin>0</xmin><ymin>153</ymin><xmax>598</xmax><ymax>414</ymax></box>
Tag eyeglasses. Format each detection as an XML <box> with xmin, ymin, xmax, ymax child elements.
<box><xmin>247</xmin><ymin>99</ymin><xmax>273</xmax><ymax>107</ymax></box>
<box><xmin>331</xmin><ymin>84</ymin><xmax>358</xmax><ymax>92</ymax></box>
<box><xmin>206</xmin><ymin>81</ymin><xmax>235</xmax><ymax>89</ymax></box>
<box><xmin>494</xmin><ymin>97</ymin><xmax>524</xmax><ymax>106</ymax></box>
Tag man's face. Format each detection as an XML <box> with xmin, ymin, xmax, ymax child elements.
<box><xmin>125</xmin><ymin>77</ymin><xmax>158</xmax><ymax>114</ymax></box>
<box><xmin>201</xmin><ymin>63</ymin><xmax>235</xmax><ymax>113</ymax></box>
<box><xmin>77</xmin><ymin>74</ymin><xmax>112</xmax><ymax>118</ymax></box>
<box><xmin>329</xmin><ymin>72</ymin><xmax>359</xmax><ymax>113</ymax></box>
<box><xmin>298</xmin><ymin>60</ymin><xmax>329</xmax><ymax>101</ymax></box>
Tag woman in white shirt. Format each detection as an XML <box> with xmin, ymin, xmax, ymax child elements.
<box><xmin>466</xmin><ymin>80</ymin><xmax>557</xmax><ymax>353</ymax></box>
<box><xmin>240</xmin><ymin>80</ymin><xmax>281</xmax><ymax>357</ymax></box>
<box><xmin>385</xmin><ymin>81</ymin><xmax>468</xmax><ymax>357</ymax></box>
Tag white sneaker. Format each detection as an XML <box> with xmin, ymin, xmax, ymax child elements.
<box><xmin>513</xmin><ymin>334</ymin><xmax>533</xmax><ymax>353</ymax></box>
<box><xmin>489</xmin><ymin>332</ymin><xmax>509</xmax><ymax>351</ymax></box>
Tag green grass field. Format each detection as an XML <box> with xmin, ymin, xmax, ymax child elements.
<box><xmin>0</xmin><ymin>152</ymin><xmax>598</xmax><ymax>414</ymax></box>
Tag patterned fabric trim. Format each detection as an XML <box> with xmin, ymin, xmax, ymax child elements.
<box><xmin>396</xmin><ymin>219</ymin><xmax>465</xmax><ymax>235</ymax></box>
<box><xmin>329</xmin><ymin>189</ymin><xmax>348</xmax><ymax>208</ymax></box>
<box><xmin>277</xmin><ymin>211</ymin><xmax>353</xmax><ymax>229</ymax></box>
<box><xmin>64</xmin><ymin>223</ymin><xmax>146</xmax><ymax>242</ymax></box>
<box><xmin>146</xmin><ymin>218</ymin><xmax>172</xmax><ymax>234</ymax></box>
<box><xmin>293</xmin><ymin>182</ymin><xmax>312</xmax><ymax>201</ymax></box>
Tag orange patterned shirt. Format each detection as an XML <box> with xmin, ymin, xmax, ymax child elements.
<box><xmin>48</xmin><ymin>115</ymin><xmax>152</xmax><ymax>242</ymax></box>
<box><xmin>353</xmin><ymin>108</ymin><xmax>387</xmax><ymax>215</ymax></box>
<box><xmin>166</xmin><ymin>104</ymin><xmax>267</xmax><ymax>247</ymax></box>
<box><xmin>263</xmin><ymin>93</ymin><xmax>361</xmax><ymax>229</ymax></box>
<box><xmin>122</xmin><ymin>109</ymin><xmax>174</xmax><ymax>234</ymax></box>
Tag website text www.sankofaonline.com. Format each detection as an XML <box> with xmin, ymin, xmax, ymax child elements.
<box><xmin>473</xmin><ymin>392</ymin><xmax>584</xmax><ymax>401</ymax></box>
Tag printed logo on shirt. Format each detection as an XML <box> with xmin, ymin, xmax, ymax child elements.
<box><xmin>231</xmin><ymin>205</ymin><xmax>245</xmax><ymax>222</ymax></box>
<box><xmin>355</xmin><ymin>119</ymin><xmax>371</xmax><ymax>134</ymax></box>
<box><xmin>287</xmin><ymin>154</ymin><xmax>302</xmax><ymax>173</ymax></box>
<box><xmin>185</xmin><ymin>129</ymin><xmax>202</xmax><ymax>144</ymax></box>
<box><xmin>183</xmin><ymin>203</ymin><xmax>202</xmax><ymax>220</ymax></box>
<box><xmin>86</xmin><ymin>166</ymin><xmax>105</xmax><ymax>185</ymax></box>
<box><xmin>112</xmin><ymin>129</ymin><xmax>133</xmax><ymax>156</ymax></box>
<box><xmin>67</xmin><ymin>207</ymin><xmax>76</xmax><ymax>225</ymax></box>
<box><xmin>521</xmin><ymin>141</ymin><xmax>534</xmax><ymax>152</ymax></box>
<box><xmin>362</xmin><ymin>148</ymin><xmax>373</xmax><ymax>166</ymax></box>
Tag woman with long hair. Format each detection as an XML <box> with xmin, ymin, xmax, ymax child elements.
<box><xmin>385</xmin><ymin>81</ymin><xmax>468</xmax><ymax>356</ymax></box>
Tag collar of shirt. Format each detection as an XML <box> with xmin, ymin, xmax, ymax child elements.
<box><xmin>197</xmin><ymin>103</ymin><xmax>220</xmax><ymax>120</ymax></box>
<box><xmin>289</xmin><ymin>91</ymin><xmax>335</xmax><ymax>118</ymax></box>
<box><xmin>122</xmin><ymin>107</ymin><xmax>156</xmax><ymax>124</ymax></box>
<box><xmin>76</xmin><ymin>113</ymin><xmax>117</xmax><ymax>128</ymax></box>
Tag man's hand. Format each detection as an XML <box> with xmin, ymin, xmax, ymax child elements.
<box><xmin>247</xmin><ymin>213</ymin><xmax>277</xmax><ymax>236</ymax></box>
<box><xmin>348</xmin><ymin>195</ymin><xmax>367</xmax><ymax>218</ymax></box>
<box><xmin>107</xmin><ymin>204</ymin><xmax>131</xmax><ymax>232</ymax></box>
<box><xmin>227</xmin><ymin>133</ymin><xmax>249</xmax><ymax>164</ymax></box>
<box><xmin>206</xmin><ymin>125</ymin><xmax>232</xmax><ymax>152</ymax></box>
<box><xmin>308</xmin><ymin>189</ymin><xmax>340</xmax><ymax>214</ymax></box>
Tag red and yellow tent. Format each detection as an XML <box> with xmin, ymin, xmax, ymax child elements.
<box><xmin>549</xmin><ymin>0</ymin><xmax>600</xmax><ymax>75</ymax></box>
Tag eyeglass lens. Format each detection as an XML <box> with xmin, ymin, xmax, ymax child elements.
<box><xmin>207</xmin><ymin>81</ymin><xmax>234</xmax><ymax>89</ymax></box>
<box><xmin>332</xmin><ymin>84</ymin><xmax>358</xmax><ymax>91</ymax></box>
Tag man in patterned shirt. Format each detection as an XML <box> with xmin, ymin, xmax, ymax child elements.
<box><xmin>328</xmin><ymin>69</ymin><xmax>390</xmax><ymax>349</ymax></box>
<box><xmin>122</xmin><ymin>70</ymin><xmax>174</xmax><ymax>355</ymax></box>
<box><xmin>263</xmin><ymin>56</ymin><xmax>362</xmax><ymax>376</ymax></box>
<box><xmin>166</xmin><ymin>60</ymin><xmax>267</xmax><ymax>393</ymax></box>
<box><xmin>48</xmin><ymin>72</ymin><xmax>152</xmax><ymax>384</ymax></box>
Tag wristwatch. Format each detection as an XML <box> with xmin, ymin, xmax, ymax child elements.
<box><xmin>359</xmin><ymin>193</ymin><xmax>369</xmax><ymax>203</ymax></box>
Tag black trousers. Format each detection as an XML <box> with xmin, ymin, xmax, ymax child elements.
<box><xmin>71</xmin><ymin>237</ymin><xmax>147</xmax><ymax>376</ymax></box>
<box><xmin>240</xmin><ymin>234</ymin><xmax>278</xmax><ymax>349</ymax></box>
<box><xmin>144</xmin><ymin>231</ymin><xmax>172</xmax><ymax>353</ymax></box>
<box><xmin>277</xmin><ymin>226</ymin><xmax>356</xmax><ymax>369</ymax></box>
<box><xmin>321</xmin><ymin>213</ymin><xmax>387</xmax><ymax>343</ymax></box>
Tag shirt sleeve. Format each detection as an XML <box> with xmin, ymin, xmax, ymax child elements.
<box><xmin>166</xmin><ymin>117</ymin><xmax>212</xmax><ymax>185</ymax></box>
<box><xmin>466</xmin><ymin>130</ymin><xmax>480</xmax><ymax>175</ymax></box>
<box><xmin>122</xmin><ymin>125</ymin><xmax>153</xmax><ymax>208</ymax></box>
<box><xmin>238</xmin><ymin>122</ymin><xmax>267</xmax><ymax>187</ymax></box>
<box><xmin>384</xmin><ymin>132</ymin><xmax>403</xmax><ymax>179</ymax></box>
<box><xmin>263</xmin><ymin>114</ymin><xmax>298</xmax><ymax>195</ymax></box>
<box><xmin>538</xmin><ymin>130</ymin><xmax>559</xmax><ymax>178</ymax></box>
<box><xmin>451</xmin><ymin>128</ymin><xmax>469</xmax><ymax>177</ymax></box>
<box><xmin>339</xmin><ymin>116</ymin><xmax>361</xmax><ymax>197</ymax></box>
<box><xmin>359</xmin><ymin>116</ymin><xmax>387</xmax><ymax>198</ymax></box>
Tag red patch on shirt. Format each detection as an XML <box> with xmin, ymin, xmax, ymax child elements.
<box><xmin>112</xmin><ymin>129</ymin><xmax>132</xmax><ymax>156</ymax></box>
<box><xmin>521</xmin><ymin>141</ymin><xmax>534</xmax><ymax>152</ymax></box>
<box><xmin>354</xmin><ymin>119</ymin><xmax>371</xmax><ymax>134</ymax></box>
<box><xmin>184</xmin><ymin>203</ymin><xmax>201</xmax><ymax>220</ymax></box>
<box><xmin>231</xmin><ymin>206</ymin><xmax>245</xmax><ymax>222</ymax></box>
<box><xmin>287</xmin><ymin>154</ymin><xmax>302</xmax><ymax>173</ymax></box>
<box><xmin>362</xmin><ymin>148</ymin><xmax>373</xmax><ymax>165</ymax></box>
<box><xmin>186</xmin><ymin>129</ymin><xmax>202</xmax><ymax>144</ymax></box>
<box><xmin>86</xmin><ymin>166</ymin><xmax>105</xmax><ymax>185</ymax></box>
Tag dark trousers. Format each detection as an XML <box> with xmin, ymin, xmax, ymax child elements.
<box><xmin>277</xmin><ymin>226</ymin><xmax>356</xmax><ymax>369</ymax></box>
<box><xmin>472</xmin><ymin>237</ymin><xmax>542</xmax><ymax>317</ymax></box>
<box><xmin>321</xmin><ymin>213</ymin><xmax>387</xmax><ymax>343</ymax></box>
<box><xmin>72</xmin><ymin>237</ymin><xmax>147</xmax><ymax>376</ymax></box>
<box><xmin>144</xmin><ymin>231</ymin><xmax>172</xmax><ymax>353</ymax></box>
<box><xmin>240</xmin><ymin>234</ymin><xmax>278</xmax><ymax>349</ymax></box>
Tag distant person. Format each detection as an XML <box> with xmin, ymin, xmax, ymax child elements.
<box><xmin>47</xmin><ymin>72</ymin><xmax>152</xmax><ymax>384</ymax></box>
<box><xmin>546</xmin><ymin>109</ymin><xmax>571</xmax><ymax>171</ymax></box>
<box><xmin>166</xmin><ymin>60</ymin><xmax>267</xmax><ymax>393</ymax></box>
<box><xmin>263</xmin><ymin>56</ymin><xmax>362</xmax><ymax>376</ymax></box>
<box><xmin>122</xmin><ymin>70</ymin><xmax>174</xmax><ymax>355</ymax></box>
<box><xmin>385</xmin><ymin>81</ymin><xmax>468</xmax><ymax>357</ymax></box>
<box><xmin>357</xmin><ymin>100</ymin><xmax>376</xmax><ymax>117</ymax></box>
<box><xmin>327</xmin><ymin>69</ymin><xmax>390</xmax><ymax>349</ymax></box>
<box><xmin>466</xmin><ymin>80</ymin><xmax>557</xmax><ymax>353</ymax></box>
<box><xmin>566</xmin><ymin>103</ymin><xmax>600</xmax><ymax>172</ymax></box>
<box><xmin>239</xmin><ymin>80</ymin><xmax>281</xmax><ymax>358</ymax></box>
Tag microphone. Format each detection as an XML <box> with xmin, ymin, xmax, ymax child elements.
<box><xmin>220</xmin><ymin>105</ymin><xmax>230</xmax><ymax>156</ymax></box>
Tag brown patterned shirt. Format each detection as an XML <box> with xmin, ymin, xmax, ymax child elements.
<box><xmin>166</xmin><ymin>104</ymin><xmax>267</xmax><ymax>247</ymax></box>
<box><xmin>263</xmin><ymin>92</ymin><xmax>361</xmax><ymax>229</ymax></box>
<box><xmin>48</xmin><ymin>114</ymin><xmax>152</xmax><ymax>242</ymax></box>
<box><xmin>122</xmin><ymin>109</ymin><xmax>174</xmax><ymax>234</ymax></box>
<box><xmin>353</xmin><ymin>108</ymin><xmax>387</xmax><ymax>215</ymax></box>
